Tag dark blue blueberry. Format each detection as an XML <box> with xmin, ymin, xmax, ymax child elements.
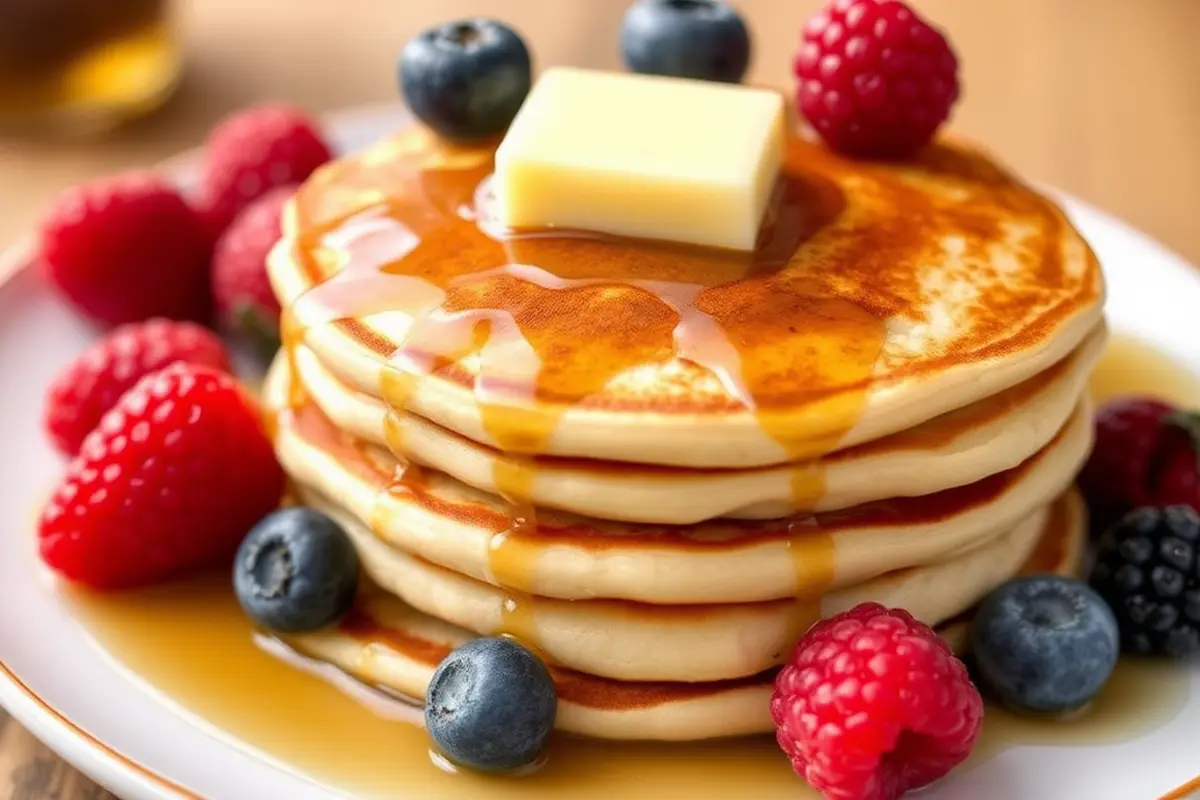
<box><xmin>399</xmin><ymin>19</ymin><xmax>532</xmax><ymax>140</ymax></box>
<box><xmin>425</xmin><ymin>637</ymin><xmax>557</xmax><ymax>773</ymax></box>
<box><xmin>621</xmin><ymin>0</ymin><xmax>751</xmax><ymax>84</ymax></box>
<box><xmin>970</xmin><ymin>575</ymin><xmax>1119</xmax><ymax>713</ymax></box>
<box><xmin>233</xmin><ymin>507</ymin><xmax>359</xmax><ymax>633</ymax></box>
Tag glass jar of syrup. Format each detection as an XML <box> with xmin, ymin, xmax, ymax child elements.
<box><xmin>0</xmin><ymin>0</ymin><xmax>181</xmax><ymax>133</ymax></box>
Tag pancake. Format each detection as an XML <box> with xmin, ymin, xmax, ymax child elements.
<box><xmin>283</xmin><ymin>489</ymin><xmax>1086</xmax><ymax>741</ymax></box>
<box><xmin>299</xmin><ymin>484</ymin><xmax>1049</xmax><ymax>682</ymax></box>
<box><xmin>268</xmin><ymin>125</ymin><xmax>1104</xmax><ymax>470</ymax></box>
<box><xmin>264</xmin><ymin>353</ymin><xmax>1094</xmax><ymax>605</ymax></box>
<box><xmin>289</xmin><ymin>324</ymin><xmax>1105</xmax><ymax>523</ymax></box>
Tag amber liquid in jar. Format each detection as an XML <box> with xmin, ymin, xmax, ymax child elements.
<box><xmin>0</xmin><ymin>0</ymin><xmax>181</xmax><ymax>131</ymax></box>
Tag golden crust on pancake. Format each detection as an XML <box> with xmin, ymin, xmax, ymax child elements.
<box><xmin>268</xmin><ymin>126</ymin><xmax>1104</xmax><ymax>468</ymax></box>
<box><xmin>284</xmin><ymin>490</ymin><xmax>1085</xmax><ymax>740</ymax></box>
<box><xmin>286</xmin><ymin>325</ymin><xmax>1104</xmax><ymax>522</ymax></box>
<box><xmin>297</xmin><ymin>485</ymin><xmax>1051</xmax><ymax>682</ymax></box>
<box><xmin>263</xmin><ymin>347</ymin><xmax>1092</xmax><ymax>604</ymax></box>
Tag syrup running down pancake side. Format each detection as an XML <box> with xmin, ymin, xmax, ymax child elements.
<box><xmin>60</xmin><ymin>451</ymin><xmax>1190</xmax><ymax>797</ymax></box>
<box><xmin>266</xmin><ymin>353</ymin><xmax>1094</xmax><ymax>616</ymax></box>
<box><xmin>269</xmin><ymin>124</ymin><xmax>1103</xmax><ymax>644</ymax></box>
<box><xmin>272</xmin><ymin>125</ymin><xmax>1102</xmax><ymax>470</ymax></box>
<box><xmin>282</xmin><ymin>325</ymin><xmax>1105</xmax><ymax>524</ymax></box>
<box><xmin>55</xmin><ymin>300</ymin><xmax>1189</xmax><ymax>796</ymax></box>
<box><xmin>281</xmin><ymin>127</ymin><xmax>859</xmax><ymax>628</ymax></box>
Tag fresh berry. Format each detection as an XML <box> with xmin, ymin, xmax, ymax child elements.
<box><xmin>1090</xmin><ymin>505</ymin><xmax>1200</xmax><ymax>658</ymax></box>
<box><xmin>196</xmin><ymin>105</ymin><xmax>331</xmax><ymax>236</ymax></box>
<box><xmin>970</xmin><ymin>576</ymin><xmax>1118</xmax><ymax>713</ymax></box>
<box><xmin>793</xmin><ymin>0</ymin><xmax>959</xmax><ymax>159</ymax></box>
<box><xmin>38</xmin><ymin>363</ymin><xmax>285</xmax><ymax>589</ymax></box>
<box><xmin>233</xmin><ymin>507</ymin><xmax>359</xmax><ymax>633</ymax></box>
<box><xmin>43</xmin><ymin>319</ymin><xmax>232</xmax><ymax>457</ymax></box>
<box><xmin>621</xmin><ymin>0</ymin><xmax>751</xmax><ymax>84</ymax></box>
<box><xmin>39</xmin><ymin>171</ymin><xmax>213</xmax><ymax>327</ymax></box>
<box><xmin>1079</xmin><ymin>398</ymin><xmax>1200</xmax><ymax>534</ymax></box>
<box><xmin>399</xmin><ymin>19</ymin><xmax>532</xmax><ymax>140</ymax></box>
<box><xmin>425</xmin><ymin>637</ymin><xmax>557</xmax><ymax>773</ymax></box>
<box><xmin>212</xmin><ymin>184</ymin><xmax>292</xmax><ymax>356</ymax></box>
<box><xmin>771</xmin><ymin>603</ymin><xmax>982</xmax><ymax>800</ymax></box>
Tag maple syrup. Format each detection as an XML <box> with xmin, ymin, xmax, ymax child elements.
<box><xmin>1089</xmin><ymin>335</ymin><xmax>1200</xmax><ymax>406</ymax></box>
<box><xmin>59</xmin><ymin>477</ymin><xmax>1189</xmax><ymax>799</ymax></box>
<box><xmin>55</xmin><ymin>115</ymin><xmax>1187</xmax><ymax>796</ymax></box>
<box><xmin>280</xmin><ymin>125</ymin><xmax>1108</xmax><ymax>627</ymax></box>
<box><xmin>0</xmin><ymin>0</ymin><xmax>180</xmax><ymax>130</ymax></box>
<box><xmin>280</xmin><ymin>309</ymin><xmax>310</xmax><ymax>411</ymax></box>
<box><xmin>57</xmin><ymin>333</ymin><xmax>1195</xmax><ymax>798</ymax></box>
<box><xmin>288</xmin><ymin>130</ymin><xmax>874</xmax><ymax>617</ymax></box>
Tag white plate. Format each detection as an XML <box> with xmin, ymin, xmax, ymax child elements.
<box><xmin>1</xmin><ymin>107</ymin><xmax>1198</xmax><ymax>800</ymax></box>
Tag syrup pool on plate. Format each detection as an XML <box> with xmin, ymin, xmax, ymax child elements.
<box><xmin>54</xmin><ymin>332</ymin><xmax>1195</xmax><ymax>799</ymax></box>
<box><xmin>1088</xmin><ymin>334</ymin><xmax>1200</xmax><ymax>406</ymax></box>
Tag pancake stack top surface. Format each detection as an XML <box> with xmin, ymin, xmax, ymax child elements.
<box><xmin>262</xmin><ymin>84</ymin><xmax>1105</xmax><ymax>741</ymax></box>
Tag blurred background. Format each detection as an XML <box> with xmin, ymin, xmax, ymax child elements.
<box><xmin>0</xmin><ymin>0</ymin><xmax>1198</xmax><ymax>263</ymax></box>
<box><xmin>0</xmin><ymin>0</ymin><xmax>1197</xmax><ymax>795</ymax></box>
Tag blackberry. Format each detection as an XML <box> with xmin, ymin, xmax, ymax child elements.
<box><xmin>1089</xmin><ymin>505</ymin><xmax>1200</xmax><ymax>657</ymax></box>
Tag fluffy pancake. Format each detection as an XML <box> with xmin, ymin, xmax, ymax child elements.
<box><xmin>284</xmin><ymin>489</ymin><xmax>1086</xmax><ymax>740</ymax></box>
<box><xmin>299</xmin><ymin>484</ymin><xmax>1048</xmax><ymax>682</ymax></box>
<box><xmin>289</xmin><ymin>325</ymin><xmax>1105</xmax><ymax>523</ymax></box>
<box><xmin>264</xmin><ymin>353</ymin><xmax>1094</xmax><ymax>605</ymax></box>
<box><xmin>268</xmin><ymin>126</ymin><xmax>1104</xmax><ymax>469</ymax></box>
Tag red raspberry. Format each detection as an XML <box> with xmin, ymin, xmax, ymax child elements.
<box><xmin>39</xmin><ymin>171</ymin><xmax>213</xmax><ymax>327</ymax></box>
<box><xmin>38</xmin><ymin>363</ymin><xmax>285</xmax><ymax>589</ymax></box>
<box><xmin>771</xmin><ymin>603</ymin><xmax>982</xmax><ymax>800</ymax></box>
<box><xmin>196</xmin><ymin>104</ymin><xmax>331</xmax><ymax>237</ymax></box>
<box><xmin>212</xmin><ymin>184</ymin><xmax>292</xmax><ymax>354</ymax></box>
<box><xmin>793</xmin><ymin>0</ymin><xmax>959</xmax><ymax>159</ymax></box>
<box><xmin>43</xmin><ymin>319</ymin><xmax>232</xmax><ymax>457</ymax></box>
<box><xmin>1079</xmin><ymin>397</ymin><xmax>1200</xmax><ymax>533</ymax></box>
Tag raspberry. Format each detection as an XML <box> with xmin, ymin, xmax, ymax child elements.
<box><xmin>1079</xmin><ymin>397</ymin><xmax>1200</xmax><ymax>535</ymax></box>
<box><xmin>38</xmin><ymin>363</ymin><xmax>285</xmax><ymax>589</ymax></box>
<box><xmin>793</xmin><ymin>0</ymin><xmax>959</xmax><ymax>159</ymax></box>
<box><xmin>44</xmin><ymin>318</ymin><xmax>232</xmax><ymax>457</ymax></box>
<box><xmin>771</xmin><ymin>603</ymin><xmax>982</xmax><ymax>800</ymax></box>
<box><xmin>1090</xmin><ymin>505</ymin><xmax>1200</xmax><ymax>658</ymax></box>
<box><xmin>39</xmin><ymin>171</ymin><xmax>213</xmax><ymax>327</ymax></box>
<box><xmin>212</xmin><ymin>184</ymin><xmax>292</xmax><ymax>357</ymax></box>
<box><xmin>196</xmin><ymin>104</ymin><xmax>331</xmax><ymax>237</ymax></box>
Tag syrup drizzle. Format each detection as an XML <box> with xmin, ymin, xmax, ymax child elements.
<box><xmin>287</xmin><ymin>131</ymin><xmax>853</xmax><ymax>637</ymax></box>
<box><xmin>60</xmin><ymin>470</ymin><xmax>1192</xmax><ymax>800</ymax></box>
<box><xmin>52</xmin><ymin>334</ymin><xmax>1196</xmax><ymax>799</ymax></box>
<box><xmin>284</xmin><ymin>125</ymin><xmax>1096</xmax><ymax>651</ymax></box>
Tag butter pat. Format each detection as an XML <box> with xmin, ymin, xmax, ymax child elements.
<box><xmin>494</xmin><ymin>67</ymin><xmax>784</xmax><ymax>251</ymax></box>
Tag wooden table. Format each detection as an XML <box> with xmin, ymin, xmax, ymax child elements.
<box><xmin>2</xmin><ymin>1</ymin><xmax>1198</xmax><ymax>797</ymax></box>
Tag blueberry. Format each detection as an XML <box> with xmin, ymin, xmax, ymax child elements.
<box><xmin>621</xmin><ymin>0</ymin><xmax>751</xmax><ymax>84</ymax></box>
<box><xmin>399</xmin><ymin>19</ymin><xmax>532</xmax><ymax>140</ymax></box>
<box><xmin>970</xmin><ymin>575</ymin><xmax>1119</xmax><ymax>713</ymax></box>
<box><xmin>233</xmin><ymin>507</ymin><xmax>359</xmax><ymax>633</ymax></box>
<box><xmin>425</xmin><ymin>638</ymin><xmax>557</xmax><ymax>773</ymax></box>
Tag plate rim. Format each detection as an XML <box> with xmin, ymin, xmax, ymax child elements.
<box><xmin>0</xmin><ymin>659</ymin><xmax>194</xmax><ymax>800</ymax></box>
<box><xmin>3</xmin><ymin>106</ymin><xmax>1200</xmax><ymax>800</ymax></box>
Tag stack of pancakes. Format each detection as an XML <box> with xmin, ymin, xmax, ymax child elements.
<box><xmin>263</xmin><ymin>125</ymin><xmax>1106</xmax><ymax>741</ymax></box>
